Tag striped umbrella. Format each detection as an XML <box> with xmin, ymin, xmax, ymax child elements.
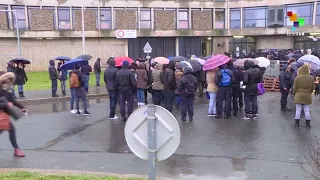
<box><xmin>203</xmin><ymin>54</ymin><xmax>231</xmax><ymax>71</ymax></box>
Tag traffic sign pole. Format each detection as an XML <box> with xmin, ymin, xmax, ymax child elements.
<box><xmin>147</xmin><ymin>105</ymin><xmax>157</xmax><ymax>180</ymax></box>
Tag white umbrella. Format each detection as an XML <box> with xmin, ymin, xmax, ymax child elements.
<box><xmin>256</xmin><ymin>57</ymin><xmax>270</xmax><ymax>67</ymax></box>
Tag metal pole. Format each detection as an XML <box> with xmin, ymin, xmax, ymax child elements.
<box><xmin>81</xmin><ymin>6</ymin><xmax>86</xmax><ymax>54</ymax></box>
<box><xmin>14</xmin><ymin>10</ymin><xmax>21</xmax><ymax>58</ymax></box>
<box><xmin>147</xmin><ymin>105</ymin><xmax>156</xmax><ymax>180</ymax></box>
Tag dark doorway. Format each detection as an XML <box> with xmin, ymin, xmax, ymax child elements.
<box><xmin>128</xmin><ymin>37</ymin><xmax>176</xmax><ymax>60</ymax></box>
<box><xmin>178</xmin><ymin>37</ymin><xmax>202</xmax><ymax>58</ymax></box>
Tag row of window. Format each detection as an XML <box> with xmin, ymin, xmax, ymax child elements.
<box><xmin>230</xmin><ymin>3</ymin><xmax>316</xmax><ymax>29</ymax></box>
<box><xmin>4</xmin><ymin>6</ymin><xmax>226</xmax><ymax>30</ymax></box>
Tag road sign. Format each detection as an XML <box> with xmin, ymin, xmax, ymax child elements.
<box><xmin>143</xmin><ymin>42</ymin><xmax>152</xmax><ymax>54</ymax></box>
<box><xmin>124</xmin><ymin>105</ymin><xmax>180</xmax><ymax>161</ymax></box>
<box><xmin>116</xmin><ymin>30</ymin><xmax>137</xmax><ymax>38</ymax></box>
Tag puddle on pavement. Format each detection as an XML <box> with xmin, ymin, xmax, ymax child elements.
<box><xmin>24</xmin><ymin>98</ymin><xmax>108</xmax><ymax>114</ymax></box>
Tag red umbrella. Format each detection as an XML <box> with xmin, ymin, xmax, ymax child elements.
<box><xmin>115</xmin><ymin>56</ymin><xmax>134</xmax><ymax>67</ymax></box>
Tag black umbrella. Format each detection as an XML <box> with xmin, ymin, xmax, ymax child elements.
<box><xmin>203</xmin><ymin>55</ymin><xmax>212</xmax><ymax>60</ymax></box>
<box><xmin>169</xmin><ymin>56</ymin><xmax>187</xmax><ymax>62</ymax></box>
<box><xmin>10</xmin><ymin>58</ymin><xmax>30</xmax><ymax>64</ymax></box>
<box><xmin>77</xmin><ymin>54</ymin><xmax>92</xmax><ymax>61</ymax></box>
<box><xmin>186</xmin><ymin>59</ymin><xmax>202</xmax><ymax>72</ymax></box>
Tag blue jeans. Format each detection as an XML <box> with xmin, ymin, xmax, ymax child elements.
<box><xmin>108</xmin><ymin>90</ymin><xmax>118</xmax><ymax>118</ymax></box>
<box><xmin>70</xmin><ymin>88</ymin><xmax>76</xmax><ymax>110</ymax></box>
<box><xmin>18</xmin><ymin>85</ymin><xmax>23</xmax><ymax>93</ymax></box>
<box><xmin>60</xmin><ymin>80</ymin><xmax>66</xmax><ymax>93</ymax></box>
<box><xmin>75</xmin><ymin>87</ymin><xmax>88</xmax><ymax>112</ymax></box>
<box><xmin>137</xmin><ymin>89</ymin><xmax>145</xmax><ymax>103</ymax></box>
<box><xmin>83</xmin><ymin>75</ymin><xmax>90</xmax><ymax>92</ymax></box>
<box><xmin>208</xmin><ymin>92</ymin><xmax>217</xmax><ymax>115</ymax></box>
<box><xmin>175</xmin><ymin>94</ymin><xmax>181</xmax><ymax>107</ymax></box>
<box><xmin>152</xmin><ymin>90</ymin><xmax>163</xmax><ymax>105</ymax></box>
<box><xmin>12</xmin><ymin>86</ymin><xmax>15</xmax><ymax>97</ymax></box>
<box><xmin>95</xmin><ymin>73</ymin><xmax>100</xmax><ymax>86</ymax></box>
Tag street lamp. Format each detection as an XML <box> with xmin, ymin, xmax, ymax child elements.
<box><xmin>81</xmin><ymin>6</ymin><xmax>86</xmax><ymax>54</ymax></box>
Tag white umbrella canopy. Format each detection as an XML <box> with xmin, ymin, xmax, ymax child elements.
<box><xmin>256</xmin><ymin>57</ymin><xmax>270</xmax><ymax>67</ymax></box>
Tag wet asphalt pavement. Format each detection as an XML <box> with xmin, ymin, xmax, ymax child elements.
<box><xmin>0</xmin><ymin>93</ymin><xmax>319</xmax><ymax>179</ymax></box>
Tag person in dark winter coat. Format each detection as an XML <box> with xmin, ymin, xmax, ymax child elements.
<box><xmin>178</xmin><ymin>67</ymin><xmax>197</xmax><ymax>121</ymax></box>
<box><xmin>48</xmin><ymin>60</ymin><xmax>59</xmax><ymax>97</ymax></box>
<box><xmin>14</xmin><ymin>63</ymin><xmax>27</xmax><ymax>98</ymax></box>
<box><xmin>195</xmin><ymin>70</ymin><xmax>206</xmax><ymax>97</ymax></box>
<box><xmin>57</xmin><ymin>60</ymin><xmax>68</xmax><ymax>96</ymax></box>
<box><xmin>7</xmin><ymin>62</ymin><xmax>16</xmax><ymax>97</ymax></box>
<box><xmin>227</xmin><ymin>61</ymin><xmax>243</xmax><ymax>116</ymax></box>
<box><xmin>0</xmin><ymin>71</ymin><xmax>27</xmax><ymax>157</ymax></box>
<box><xmin>80</xmin><ymin>61</ymin><xmax>92</xmax><ymax>93</ymax></box>
<box><xmin>163</xmin><ymin>61</ymin><xmax>176</xmax><ymax>112</ymax></box>
<box><xmin>279</xmin><ymin>64</ymin><xmax>293</xmax><ymax>111</ymax></box>
<box><xmin>242</xmin><ymin>60</ymin><xmax>262</xmax><ymax>119</ymax></box>
<box><xmin>70</xmin><ymin>63</ymin><xmax>90</xmax><ymax>116</ymax></box>
<box><xmin>104</xmin><ymin>59</ymin><xmax>119</xmax><ymax>120</ymax></box>
<box><xmin>136</xmin><ymin>63</ymin><xmax>148</xmax><ymax>106</ymax></box>
<box><xmin>215</xmin><ymin>64</ymin><xmax>235</xmax><ymax>119</ymax></box>
<box><xmin>115</xmin><ymin>60</ymin><xmax>137</xmax><ymax>122</ymax></box>
<box><xmin>94</xmin><ymin>58</ymin><xmax>101</xmax><ymax>87</ymax></box>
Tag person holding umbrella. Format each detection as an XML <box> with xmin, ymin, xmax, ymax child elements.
<box><xmin>57</xmin><ymin>60</ymin><xmax>68</xmax><ymax>96</ymax></box>
<box><xmin>14</xmin><ymin>63</ymin><xmax>27</xmax><ymax>98</ymax></box>
<box><xmin>81</xmin><ymin>61</ymin><xmax>92</xmax><ymax>93</ymax></box>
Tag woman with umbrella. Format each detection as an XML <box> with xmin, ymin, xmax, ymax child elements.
<box><xmin>55</xmin><ymin>56</ymin><xmax>71</xmax><ymax>96</ymax></box>
<box><xmin>11</xmin><ymin>59</ymin><xmax>29</xmax><ymax>98</ymax></box>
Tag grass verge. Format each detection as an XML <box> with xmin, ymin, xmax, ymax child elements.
<box><xmin>0</xmin><ymin>171</ymin><xmax>144</xmax><ymax>180</ymax></box>
<box><xmin>19</xmin><ymin>71</ymin><xmax>104</xmax><ymax>91</ymax></box>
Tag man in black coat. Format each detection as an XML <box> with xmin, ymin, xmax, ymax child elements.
<box><xmin>163</xmin><ymin>60</ymin><xmax>176</xmax><ymax>112</ymax></box>
<box><xmin>115</xmin><ymin>60</ymin><xmax>137</xmax><ymax>122</ymax></box>
<box><xmin>279</xmin><ymin>65</ymin><xmax>293</xmax><ymax>111</ymax></box>
<box><xmin>242</xmin><ymin>60</ymin><xmax>262</xmax><ymax>119</ymax></box>
<box><xmin>104</xmin><ymin>59</ymin><xmax>119</xmax><ymax>120</ymax></box>
<box><xmin>48</xmin><ymin>60</ymin><xmax>59</xmax><ymax>97</ymax></box>
<box><xmin>94</xmin><ymin>58</ymin><xmax>101</xmax><ymax>87</ymax></box>
<box><xmin>227</xmin><ymin>60</ymin><xmax>243</xmax><ymax>116</ymax></box>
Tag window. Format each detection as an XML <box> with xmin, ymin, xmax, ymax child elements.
<box><xmin>243</xmin><ymin>7</ymin><xmax>267</xmax><ymax>28</ymax></box>
<box><xmin>58</xmin><ymin>7</ymin><xmax>70</xmax><ymax>30</ymax></box>
<box><xmin>43</xmin><ymin>7</ymin><xmax>56</xmax><ymax>29</ymax></box>
<box><xmin>140</xmin><ymin>8</ymin><xmax>151</xmax><ymax>29</ymax></box>
<box><xmin>100</xmin><ymin>8</ymin><xmax>112</xmax><ymax>29</ymax></box>
<box><xmin>215</xmin><ymin>9</ymin><xmax>225</xmax><ymax>29</ymax></box>
<box><xmin>177</xmin><ymin>9</ymin><xmax>188</xmax><ymax>29</ymax></box>
<box><xmin>230</xmin><ymin>8</ymin><xmax>240</xmax><ymax>29</ymax></box>
<box><xmin>316</xmin><ymin>3</ymin><xmax>320</xmax><ymax>24</ymax></box>
<box><xmin>12</xmin><ymin>6</ymin><xmax>26</xmax><ymax>29</ymax></box>
<box><xmin>285</xmin><ymin>3</ymin><xmax>313</xmax><ymax>26</ymax></box>
<box><xmin>229</xmin><ymin>37</ymin><xmax>256</xmax><ymax>58</ymax></box>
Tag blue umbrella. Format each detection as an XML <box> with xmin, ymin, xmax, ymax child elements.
<box><xmin>77</xmin><ymin>54</ymin><xmax>92</xmax><ymax>61</ymax></box>
<box><xmin>55</xmin><ymin>56</ymin><xmax>71</xmax><ymax>61</ymax></box>
<box><xmin>60</xmin><ymin>58</ymin><xmax>87</xmax><ymax>70</ymax></box>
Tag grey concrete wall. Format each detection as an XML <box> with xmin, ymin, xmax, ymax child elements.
<box><xmin>256</xmin><ymin>36</ymin><xmax>294</xmax><ymax>50</ymax></box>
<box><xmin>29</xmin><ymin>9</ymin><xmax>54</xmax><ymax>31</ymax></box>
<box><xmin>0</xmin><ymin>38</ymin><xmax>127</xmax><ymax>71</ymax></box>
<box><xmin>115</xmin><ymin>10</ymin><xmax>137</xmax><ymax>29</ymax></box>
<box><xmin>192</xmin><ymin>11</ymin><xmax>212</xmax><ymax>30</ymax></box>
<box><xmin>73</xmin><ymin>10</ymin><xmax>96</xmax><ymax>31</ymax></box>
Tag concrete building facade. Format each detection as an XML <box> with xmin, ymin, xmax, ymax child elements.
<box><xmin>0</xmin><ymin>0</ymin><xmax>319</xmax><ymax>70</ymax></box>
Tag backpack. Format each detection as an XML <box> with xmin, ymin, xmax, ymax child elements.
<box><xmin>257</xmin><ymin>83</ymin><xmax>266</xmax><ymax>95</ymax></box>
<box><xmin>70</xmin><ymin>72</ymin><xmax>80</xmax><ymax>88</ymax></box>
<box><xmin>184</xmin><ymin>75</ymin><xmax>196</xmax><ymax>95</ymax></box>
<box><xmin>219</xmin><ymin>69</ymin><xmax>231</xmax><ymax>86</ymax></box>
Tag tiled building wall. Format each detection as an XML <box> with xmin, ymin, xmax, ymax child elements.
<box><xmin>0</xmin><ymin>38</ymin><xmax>127</xmax><ymax>71</ymax></box>
<box><xmin>154</xmin><ymin>11</ymin><xmax>175</xmax><ymax>30</ymax></box>
<box><xmin>213</xmin><ymin>37</ymin><xmax>229</xmax><ymax>54</ymax></box>
<box><xmin>115</xmin><ymin>10</ymin><xmax>137</xmax><ymax>29</ymax></box>
<box><xmin>0</xmin><ymin>7</ymin><xmax>8</xmax><ymax>30</ymax></box>
<box><xmin>192</xmin><ymin>11</ymin><xmax>212</xmax><ymax>30</ymax></box>
<box><xmin>73</xmin><ymin>10</ymin><xmax>96</xmax><ymax>31</ymax></box>
<box><xmin>29</xmin><ymin>9</ymin><xmax>54</xmax><ymax>30</ymax></box>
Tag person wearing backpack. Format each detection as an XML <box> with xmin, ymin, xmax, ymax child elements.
<box><xmin>242</xmin><ymin>60</ymin><xmax>262</xmax><ymax>120</ymax></box>
<box><xmin>178</xmin><ymin>67</ymin><xmax>197</xmax><ymax>121</ymax></box>
<box><xmin>214</xmin><ymin>64</ymin><xmax>235</xmax><ymax>119</ymax></box>
<box><xmin>69</xmin><ymin>63</ymin><xmax>90</xmax><ymax>116</ymax></box>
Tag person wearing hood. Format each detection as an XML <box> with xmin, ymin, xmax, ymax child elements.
<box><xmin>242</xmin><ymin>60</ymin><xmax>262</xmax><ymax>119</ymax></box>
<box><xmin>136</xmin><ymin>63</ymin><xmax>148</xmax><ymax>106</ymax></box>
<box><xmin>48</xmin><ymin>60</ymin><xmax>59</xmax><ymax>97</ymax></box>
<box><xmin>163</xmin><ymin>60</ymin><xmax>176</xmax><ymax>112</ymax></box>
<box><xmin>152</xmin><ymin>63</ymin><xmax>164</xmax><ymax>105</ymax></box>
<box><xmin>80</xmin><ymin>61</ymin><xmax>92</xmax><ymax>93</ymax></box>
<box><xmin>178</xmin><ymin>67</ymin><xmax>197</xmax><ymax>121</ymax></box>
<box><xmin>7</xmin><ymin>62</ymin><xmax>16</xmax><ymax>98</ymax></box>
<box><xmin>14</xmin><ymin>63</ymin><xmax>27</xmax><ymax>98</ymax></box>
<box><xmin>279</xmin><ymin>64</ymin><xmax>293</xmax><ymax>111</ymax></box>
<box><xmin>293</xmin><ymin>65</ymin><xmax>315</xmax><ymax>128</ymax></box>
<box><xmin>69</xmin><ymin>63</ymin><xmax>90</xmax><ymax>116</ymax></box>
<box><xmin>227</xmin><ymin>60</ymin><xmax>243</xmax><ymax>116</ymax></box>
<box><xmin>94</xmin><ymin>58</ymin><xmax>102</xmax><ymax>87</ymax></box>
<box><xmin>175</xmin><ymin>67</ymin><xmax>183</xmax><ymax>108</ymax></box>
<box><xmin>116</xmin><ymin>60</ymin><xmax>137</xmax><ymax>122</ymax></box>
<box><xmin>214</xmin><ymin>64</ymin><xmax>235</xmax><ymax>119</ymax></box>
<box><xmin>57</xmin><ymin>60</ymin><xmax>68</xmax><ymax>96</ymax></box>
<box><xmin>0</xmin><ymin>71</ymin><xmax>27</xmax><ymax>157</ymax></box>
<box><xmin>104</xmin><ymin>59</ymin><xmax>119</xmax><ymax>120</ymax></box>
